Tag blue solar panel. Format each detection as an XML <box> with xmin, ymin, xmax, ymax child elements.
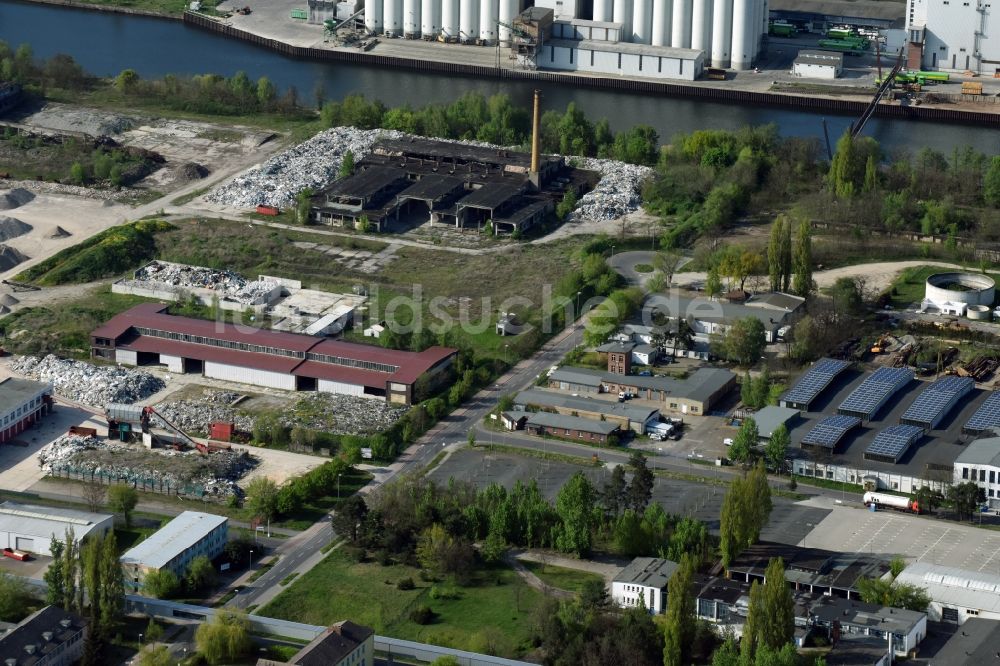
<box><xmin>801</xmin><ymin>414</ymin><xmax>862</xmax><ymax>449</ymax></box>
<box><xmin>864</xmin><ymin>424</ymin><xmax>923</xmax><ymax>463</ymax></box>
<box><xmin>900</xmin><ymin>376</ymin><xmax>974</xmax><ymax>429</ymax></box>
<box><xmin>964</xmin><ymin>391</ymin><xmax>1000</xmax><ymax>434</ymax></box>
<box><xmin>838</xmin><ymin>367</ymin><xmax>913</xmax><ymax>420</ymax></box>
<box><xmin>781</xmin><ymin>358</ymin><xmax>851</xmax><ymax>408</ymax></box>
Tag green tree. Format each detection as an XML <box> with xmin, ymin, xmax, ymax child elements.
<box><xmin>741</xmin><ymin>579</ymin><xmax>764</xmax><ymax>662</ymax></box>
<box><xmin>653</xmin><ymin>248</ymin><xmax>685</xmax><ymax>288</ymax></box>
<box><xmin>662</xmin><ymin>554</ymin><xmax>697</xmax><ymax>666</ymax></box>
<box><xmin>416</xmin><ymin>523</ymin><xmax>473</xmax><ymax>577</ymax></box>
<box><xmin>107</xmin><ymin>484</ymin><xmax>138</xmax><ymax>527</ymax></box>
<box><xmin>627</xmin><ymin>451</ymin><xmax>655</xmax><ymax>512</ymax></box>
<box><xmin>863</xmin><ymin>154</ymin><xmax>878</xmax><ymax>192</ymax></box>
<box><xmin>430</xmin><ymin>657</ymin><xmax>461</xmax><ymax>666</ymax></box>
<box><xmin>792</xmin><ymin>218</ymin><xmax>813</xmax><ymax>297</ymax></box>
<box><xmin>556</xmin><ymin>188</ymin><xmax>578</xmax><ymax>221</ymax></box>
<box><xmin>914</xmin><ymin>486</ymin><xmax>944</xmax><ymax>514</ymax></box>
<box><xmin>256</xmin><ymin>76</ymin><xmax>277</xmax><ymax>109</ymax></box>
<box><xmin>554</xmin><ymin>471</ymin><xmax>597</xmax><ymax>557</ymax></box>
<box><xmin>331</xmin><ymin>494</ymin><xmax>369</xmax><ymax>543</ymax></box>
<box><xmin>295</xmin><ymin>187</ymin><xmax>314</xmax><ymax>225</ymax></box>
<box><xmin>601</xmin><ymin>464</ymin><xmax>628</xmax><ymax>519</ymax></box>
<box><xmin>44</xmin><ymin>535</ymin><xmax>65</xmax><ymax>607</ymax></box>
<box><xmin>828</xmin><ymin>132</ymin><xmax>858</xmax><ymax>198</ymax></box>
<box><xmin>114</xmin><ymin>68</ymin><xmax>140</xmax><ymax>94</ymax></box>
<box><xmin>195</xmin><ymin>610</ymin><xmax>252</xmax><ymax>665</ymax></box>
<box><xmin>339</xmin><ymin>150</ymin><xmax>355</xmax><ymax>179</ymax></box>
<box><xmin>985</xmin><ymin>155</ymin><xmax>1000</xmax><ymax>207</ymax></box>
<box><xmin>0</xmin><ymin>571</ymin><xmax>30</xmax><ymax>621</ymax></box>
<box><xmin>667</xmin><ymin>517</ymin><xmax>708</xmax><ymax>564</ymax></box>
<box><xmin>779</xmin><ymin>216</ymin><xmax>792</xmax><ymax>292</ymax></box>
<box><xmin>789</xmin><ymin>315</ymin><xmax>819</xmax><ymax>362</ymax></box>
<box><xmin>62</xmin><ymin>527</ymin><xmax>80</xmax><ymax>612</ymax></box>
<box><xmin>723</xmin><ymin>317</ymin><xmax>766</xmax><ymax>366</ymax></box>
<box><xmin>947</xmin><ymin>480</ymin><xmax>986</xmax><ymax>521</ymax></box>
<box><xmin>706</xmin><ymin>267</ymin><xmax>723</xmax><ymax>299</ymax></box>
<box><xmin>142</xmin><ymin>569</ymin><xmax>180</xmax><ymax>599</ymax></box>
<box><xmin>857</xmin><ymin>577</ymin><xmax>932</xmax><ymax>611</ymax></box>
<box><xmin>69</xmin><ymin>162</ymin><xmax>86</xmax><ymax>185</ymax></box>
<box><xmin>758</xmin><ymin>557</ymin><xmax>794</xmax><ymax>651</ymax></box>
<box><xmin>729</xmin><ymin>416</ymin><xmax>757</xmax><ymax>465</ymax></box>
<box><xmin>137</xmin><ymin>644</ymin><xmax>172</xmax><ymax>666</ymax></box>
<box><xmin>765</xmin><ymin>424</ymin><xmax>790</xmax><ymax>473</ymax></box>
<box><xmin>186</xmin><ymin>555</ymin><xmax>217</xmax><ymax>592</ymax></box>
<box><xmin>829</xmin><ymin>276</ymin><xmax>864</xmax><ymax>315</ymax></box>
<box><xmin>96</xmin><ymin>532</ymin><xmax>124</xmax><ymax>637</ymax></box>
<box><xmin>246</xmin><ymin>476</ymin><xmax>279</xmax><ymax>521</ymax></box>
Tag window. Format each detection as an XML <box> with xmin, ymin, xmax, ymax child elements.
<box><xmin>991</xmin><ymin>470</ymin><xmax>996</xmax><ymax>484</ymax></box>
<box><xmin>982</xmin><ymin>469</ymin><xmax>987</xmax><ymax>482</ymax></box>
<box><xmin>964</xmin><ymin>467</ymin><xmax>970</xmax><ymax>479</ymax></box>
<box><xmin>968</xmin><ymin>609</ymin><xmax>980</xmax><ymax>615</ymax></box>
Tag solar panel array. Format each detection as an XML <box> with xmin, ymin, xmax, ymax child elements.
<box><xmin>900</xmin><ymin>376</ymin><xmax>974</xmax><ymax>429</ymax></box>
<box><xmin>801</xmin><ymin>414</ymin><xmax>862</xmax><ymax>450</ymax></box>
<box><xmin>780</xmin><ymin>358</ymin><xmax>851</xmax><ymax>409</ymax></box>
<box><xmin>864</xmin><ymin>424</ymin><xmax>924</xmax><ymax>463</ymax></box>
<box><xmin>963</xmin><ymin>391</ymin><xmax>1000</xmax><ymax>435</ymax></box>
<box><xmin>837</xmin><ymin>367</ymin><xmax>914</xmax><ymax>420</ymax></box>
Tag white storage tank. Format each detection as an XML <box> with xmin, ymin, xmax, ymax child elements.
<box><xmin>460</xmin><ymin>0</ymin><xmax>479</xmax><ymax>40</ymax></box>
<box><xmin>593</xmin><ymin>0</ymin><xmax>612</xmax><ymax>21</ymax></box>
<box><xmin>671</xmin><ymin>0</ymin><xmax>691</xmax><ymax>47</ymax></box>
<box><xmin>690</xmin><ymin>0</ymin><xmax>710</xmax><ymax>51</ymax></box>
<box><xmin>632</xmin><ymin>0</ymin><xmax>652</xmax><ymax>43</ymax></box>
<box><xmin>613</xmin><ymin>0</ymin><xmax>633</xmax><ymax>40</ymax></box>
<box><xmin>421</xmin><ymin>0</ymin><xmax>441</xmax><ymax>38</ymax></box>
<box><xmin>651</xmin><ymin>0</ymin><xmax>672</xmax><ymax>46</ymax></box>
<box><xmin>730</xmin><ymin>0</ymin><xmax>749</xmax><ymax>69</ymax></box>
<box><xmin>384</xmin><ymin>0</ymin><xmax>403</xmax><ymax>34</ymax></box>
<box><xmin>441</xmin><ymin>0</ymin><xmax>459</xmax><ymax>38</ymax></box>
<box><xmin>479</xmin><ymin>0</ymin><xmax>499</xmax><ymax>42</ymax></box>
<box><xmin>365</xmin><ymin>0</ymin><xmax>384</xmax><ymax>32</ymax></box>
<box><xmin>404</xmin><ymin>0</ymin><xmax>421</xmax><ymax>36</ymax></box>
<box><xmin>499</xmin><ymin>0</ymin><xmax>519</xmax><ymax>43</ymax></box>
<box><xmin>710</xmin><ymin>0</ymin><xmax>731</xmax><ymax>67</ymax></box>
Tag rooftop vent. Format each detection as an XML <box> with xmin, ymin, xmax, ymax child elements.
<box><xmin>23</xmin><ymin>646</ymin><xmax>34</xmax><ymax>655</ymax></box>
<box><xmin>59</xmin><ymin>619</ymin><xmax>71</xmax><ymax>628</ymax></box>
<box><xmin>41</xmin><ymin>632</ymin><xmax>52</xmax><ymax>642</ymax></box>
<box><xmin>5</xmin><ymin>658</ymin><xmax>17</xmax><ymax>666</ymax></box>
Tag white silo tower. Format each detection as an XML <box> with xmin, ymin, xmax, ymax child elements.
<box><xmin>730</xmin><ymin>0</ymin><xmax>750</xmax><ymax>69</ymax></box>
<box><xmin>614</xmin><ymin>0</ymin><xmax>634</xmax><ymax>41</ymax></box>
<box><xmin>441</xmin><ymin>0</ymin><xmax>459</xmax><ymax>38</ymax></box>
<box><xmin>633</xmin><ymin>0</ymin><xmax>652</xmax><ymax>43</ymax></box>
<box><xmin>404</xmin><ymin>0</ymin><xmax>421</xmax><ymax>36</ymax></box>
<box><xmin>421</xmin><ymin>0</ymin><xmax>441</xmax><ymax>38</ymax></box>
<box><xmin>690</xmin><ymin>0</ymin><xmax>710</xmax><ymax>51</ymax></box>
<box><xmin>460</xmin><ymin>0</ymin><xmax>479</xmax><ymax>41</ymax></box>
<box><xmin>710</xmin><ymin>0</ymin><xmax>731</xmax><ymax>67</ymax></box>
<box><xmin>671</xmin><ymin>0</ymin><xmax>691</xmax><ymax>48</ymax></box>
<box><xmin>651</xmin><ymin>0</ymin><xmax>673</xmax><ymax>46</ymax></box>
<box><xmin>365</xmin><ymin>0</ymin><xmax>384</xmax><ymax>33</ymax></box>
<box><xmin>499</xmin><ymin>0</ymin><xmax>519</xmax><ymax>44</ymax></box>
<box><xmin>384</xmin><ymin>0</ymin><xmax>403</xmax><ymax>34</ymax></box>
<box><xmin>593</xmin><ymin>0</ymin><xmax>612</xmax><ymax>22</ymax></box>
<box><xmin>479</xmin><ymin>0</ymin><xmax>499</xmax><ymax>42</ymax></box>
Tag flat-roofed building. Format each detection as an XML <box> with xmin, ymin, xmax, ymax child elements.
<box><xmin>0</xmin><ymin>501</ymin><xmax>113</xmax><ymax>556</ymax></box>
<box><xmin>894</xmin><ymin>562</ymin><xmax>1000</xmax><ymax>625</ymax></box>
<box><xmin>0</xmin><ymin>377</ymin><xmax>53</xmax><ymax>445</ymax></box>
<box><xmin>612</xmin><ymin>557</ymin><xmax>678</xmax><ymax>614</ymax></box>
<box><xmin>0</xmin><ymin>605</ymin><xmax>87</xmax><ymax>666</ymax></box>
<box><xmin>120</xmin><ymin>511</ymin><xmax>228</xmax><ymax>591</ymax></box>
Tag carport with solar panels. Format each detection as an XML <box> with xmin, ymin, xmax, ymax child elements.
<box><xmin>963</xmin><ymin>390</ymin><xmax>1000</xmax><ymax>436</ymax></box>
<box><xmin>836</xmin><ymin>367</ymin><xmax>913</xmax><ymax>422</ymax></box>
<box><xmin>864</xmin><ymin>424</ymin><xmax>925</xmax><ymax>464</ymax></box>
<box><xmin>779</xmin><ymin>358</ymin><xmax>851</xmax><ymax>411</ymax></box>
<box><xmin>800</xmin><ymin>414</ymin><xmax>861</xmax><ymax>453</ymax></box>
<box><xmin>899</xmin><ymin>376</ymin><xmax>974</xmax><ymax>431</ymax></box>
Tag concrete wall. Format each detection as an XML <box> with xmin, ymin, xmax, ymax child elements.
<box><xmin>539</xmin><ymin>43</ymin><xmax>703</xmax><ymax>79</ymax></box>
<box><xmin>204</xmin><ymin>362</ymin><xmax>298</xmax><ymax>391</ymax></box>
<box><xmin>317</xmin><ymin>378</ymin><xmax>376</xmax><ymax>398</ymax></box>
<box><xmin>793</xmin><ymin>61</ymin><xmax>839</xmax><ymax>78</ymax></box>
<box><xmin>160</xmin><ymin>354</ymin><xmax>184</xmax><ymax>373</ymax></box>
<box><xmin>612</xmin><ymin>581</ymin><xmax>664</xmax><ymax>613</ymax></box>
<box><xmin>116</xmin><ymin>349</ymin><xmax>138</xmax><ymax>365</ymax></box>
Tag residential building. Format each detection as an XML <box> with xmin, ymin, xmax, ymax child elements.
<box><xmin>953</xmin><ymin>434</ymin><xmax>1000</xmax><ymax>508</ymax></box>
<box><xmin>257</xmin><ymin>620</ymin><xmax>374</xmax><ymax>666</ymax></box>
<box><xmin>514</xmin><ymin>388</ymin><xmax>660</xmax><ymax>433</ymax></box>
<box><xmin>611</xmin><ymin>557</ymin><xmax>679</xmax><ymax>614</ymax></box>
<box><xmin>525</xmin><ymin>411</ymin><xmax>622</xmax><ymax>444</ymax></box>
<box><xmin>0</xmin><ymin>378</ymin><xmax>53</xmax><ymax>445</ymax></box>
<box><xmin>598</xmin><ymin>341</ymin><xmax>633</xmax><ymax>375</ymax></box>
<box><xmin>120</xmin><ymin>511</ymin><xmax>228</xmax><ymax>591</ymax></box>
<box><xmin>894</xmin><ymin>562</ymin><xmax>1000</xmax><ymax>624</ymax></box>
<box><xmin>726</xmin><ymin>542</ymin><xmax>890</xmax><ymax>598</ymax></box>
<box><xmin>0</xmin><ymin>605</ymin><xmax>87</xmax><ymax>666</ymax></box>
<box><xmin>928</xmin><ymin>618</ymin><xmax>1000</xmax><ymax>664</ymax></box>
<box><xmin>91</xmin><ymin>303</ymin><xmax>457</xmax><ymax>405</ymax></box>
<box><xmin>0</xmin><ymin>502</ymin><xmax>113</xmax><ymax>556</ymax></box>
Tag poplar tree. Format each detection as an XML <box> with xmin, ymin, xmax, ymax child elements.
<box><xmin>740</xmin><ymin>580</ymin><xmax>764</xmax><ymax>663</ymax></box>
<box><xmin>759</xmin><ymin>557</ymin><xmax>795</xmax><ymax>650</ymax></box>
<box><xmin>662</xmin><ymin>554</ymin><xmax>696</xmax><ymax>666</ymax></box>
<box><xmin>44</xmin><ymin>536</ymin><xmax>65</xmax><ymax>607</ymax></box>
<box><xmin>767</xmin><ymin>217</ymin><xmax>785</xmax><ymax>292</ymax></box>
<box><xmin>779</xmin><ymin>217</ymin><xmax>792</xmax><ymax>293</ymax></box>
<box><xmin>98</xmin><ymin>533</ymin><xmax>124</xmax><ymax>636</ymax></box>
<box><xmin>792</xmin><ymin>218</ymin><xmax>813</xmax><ymax>297</ymax></box>
<box><xmin>61</xmin><ymin>527</ymin><xmax>79</xmax><ymax>613</ymax></box>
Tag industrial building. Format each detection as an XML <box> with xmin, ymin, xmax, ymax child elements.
<box><xmin>0</xmin><ymin>605</ymin><xmax>88</xmax><ymax>666</ymax></box>
<box><xmin>954</xmin><ymin>434</ymin><xmax>1000</xmax><ymax>507</ymax></box>
<box><xmin>645</xmin><ymin>293</ymin><xmax>799</xmax><ymax>344</ymax></box>
<box><xmin>792</xmin><ymin>49</ymin><xmax>844</xmax><ymax>78</ymax></box>
<box><xmin>750</xmin><ymin>405</ymin><xmax>799</xmax><ymax>442</ymax></box>
<box><xmin>906</xmin><ymin>0</ymin><xmax>1000</xmax><ymax>73</ymax></box>
<box><xmin>0</xmin><ymin>377</ymin><xmax>53</xmax><ymax>445</ymax></box>
<box><xmin>91</xmin><ymin>303</ymin><xmax>457</xmax><ymax>405</ymax></box>
<box><xmin>611</xmin><ymin>557</ymin><xmax>678</xmax><ymax>613</ymax></box>
<box><xmin>524</xmin><ymin>410</ymin><xmax>623</xmax><ymax>443</ymax></box>
<box><xmin>0</xmin><ymin>501</ymin><xmax>114</xmax><ymax>556</ymax></box>
<box><xmin>310</xmin><ymin>133</ymin><xmax>589</xmax><ymax>235</ymax></box>
<box><xmin>894</xmin><ymin>562</ymin><xmax>1000</xmax><ymax>624</ymax></box>
<box><xmin>513</xmin><ymin>387</ymin><xmax>660</xmax><ymax>432</ymax></box>
<box><xmin>120</xmin><ymin>511</ymin><xmax>228</xmax><ymax>591</ymax></box>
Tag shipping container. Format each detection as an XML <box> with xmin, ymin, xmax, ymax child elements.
<box><xmin>256</xmin><ymin>204</ymin><xmax>280</xmax><ymax>216</ymax></box>
<box><xmin>105</xmin><ymin>403</ymin><xmax>146</xmax><ymax>424</ymax></box>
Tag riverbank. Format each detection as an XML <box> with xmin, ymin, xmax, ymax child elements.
<box><xmin>9</xmin><ymin>0</ymin><xmax>180</xmax><ymax>18</ymax></box>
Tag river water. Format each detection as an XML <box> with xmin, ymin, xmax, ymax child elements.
<box><xmin>1</xmin><ymin>0</ymin><xmax>998</xmax><ymax>153</ymax></box>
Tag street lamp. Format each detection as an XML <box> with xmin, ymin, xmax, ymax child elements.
<box><xmin>248</xmin><ymin>549</ymin><xmax>254</xmax><ymax>572</ymax></box>
<box><xmin>504</xmin><ymin>343</ymin><xmax>509</xmax><ymax>367</ymax></box>
<box><xmin>610</xmin><ymin>244</ymin><xmax>616</xmax><ymax>258</ymax></box>
<box><xmin>138</xmin><ymin>633</ymin><xmax>143</xmax><ymax>648</ymax></box>
<box><xmin>337</xmin><ymin>473</ymin><xmax>342</xmax><ymax>500</ymax></box>
<box><xmin>575</xmin><ymin>290</ymin><xmax>582</xmax><ymax>320</ymax></box>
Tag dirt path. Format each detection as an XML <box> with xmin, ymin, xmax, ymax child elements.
<box><xmin>512</xmin><ymin>549</ymin><xmax>627</xmax><ymax>583</ymax></box>
<box><xmin>503</xmin><ymin>552</ymin><xmax>574</xmax><ymax>600</ymax></box>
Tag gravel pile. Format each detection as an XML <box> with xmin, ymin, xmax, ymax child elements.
<box><xmin>0</xmin><ymin>217</ymin><xmax>32</xmax><ymax>242</ymax></box>
<box><xmin>131</xmin><ymin>261</ymin><xmax>278</xmax><ymax>306</ymax></box>
<box><xmin>284</xmin><ymin>392</ymin><xmax>407</xmax><ymax>435</ymax></box>
<box><xmin>0</xmin><ymin>188</ymin><xmax>34</xmax><ymax>211</ymax></box>
<box><xmin>207</xmin><ymin>126</ymin><xmax>403</xmax><ymax>209</ymax></box>
<box><xmin>12</xmin><ymin>354</ymin><xmax>166</xmax><ymax>407</ymax></box>
<box><xmin>38</xmin><ymin>433</ymin><xmax>257</xmax><ymax>499</ymax></box>
<box><xmin>570</xmin><ymin>158</ymin><xmax>653</xmax><ymax>221</ymax></box>
<box><xmin>0</xmin><ymin>245</ymin><xmax>27</xmax><ymax>271</ymax></box>
<box><xmin>154</xmin><ymin>393</ymin><xmax>255</xmax><ymax>436</ymax></box>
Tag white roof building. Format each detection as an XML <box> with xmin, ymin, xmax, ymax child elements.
<box><xmin>894</xmin><ymin>562</ymin><xmax>1000</xmax><ymax>625</ymax></box>
<box><xmin>120</xmin><ymin>511</ymin><xmax>228</xmax><ymax>587</ymax></box>
<box><xmin>0</xmin><ymin>501</ymin><xmax>114</xmax><ymax>556</ymax></box>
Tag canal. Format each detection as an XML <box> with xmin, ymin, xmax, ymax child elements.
<box><xmin>1</xmin><ymin>0</ymin><xmax>998</xmax><ymax>153</ymax></box>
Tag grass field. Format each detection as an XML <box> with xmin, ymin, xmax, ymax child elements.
<box><xmin>522</xmin><ymin>561</ymin><xmax>603</xmax><ymax>594</ymax></box>
<box><xmin>261</xmin><ymin>550</ymin><xmax>541</xmax><ymax>657</ymax></box>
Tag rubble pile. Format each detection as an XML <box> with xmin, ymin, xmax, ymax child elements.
<box><xmin>0</xmin><ymin>216</ymin><xmax>32</xmax><ymax>242</ymax></box>
<box><xmin>285</xmin><ymin>392</ymin><xmax>407</xmax><ymax>435</ymax></box>
<box><xmin>571</xmin><ymin>158</ymin><xmax>653</xmax><ymax>221</ymax></box>
<box><xmin>38</xmin><ymin>433</ymin><xmax>258</xmax><ymax>499</ymax></box>
<box><xmin>0</xmin><ymin>188</ymin><xmax>35</xmax><ymax>211</ymax></box>
<box><xmin>207</xmin><ymin>126</ymin><xmax>403</xmax><ymax>209</ymax></box>
<box><xmin>154</xmin><ymin>393</ymin><xmax>255</xmax><ymax>436</ymax></box>
<box><xmin>131</xmin><ymin>261</ymin><xmax>278</xmax><ymax>306</ymax></box>
<box><xmin>12</xmin><ymin>355</ymin><xmax>165</xmax><ymax>407</ymax></box>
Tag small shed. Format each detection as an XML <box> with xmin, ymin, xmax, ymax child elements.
<box><xmin>793</xmin><ymin>50</ymin><xmax>844</xmax><ymax>79</ymax></box>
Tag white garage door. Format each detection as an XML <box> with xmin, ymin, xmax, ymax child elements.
<box><xmin>15</xmin><ymin>537</ymin><xmax>33</xmax><ymax>551</ymax></box>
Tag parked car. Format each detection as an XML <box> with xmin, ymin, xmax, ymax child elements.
<box><xmin>724</xmin><ymin>438</ymin><xmax>734</xmax><ymax>447</ymax></box>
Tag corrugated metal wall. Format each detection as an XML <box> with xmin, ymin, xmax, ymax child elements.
<box><xmin>204</xmin><ymin>362</ymin><xmax>297</xmax><ymax>391</ymax></box>
<box><xmin>159</xmin><ymin>354</ymin><xmax>184</xmax><ymax>373</ymax></box>
<box><xmin>116</xmin><ymin>350</ymin><xmax>138</xmax><ymax>365</ymax></box>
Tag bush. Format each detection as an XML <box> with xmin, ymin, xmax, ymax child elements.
<box><xmin>344</xmin><ymin>546</ymin><xmax>366</xmax><ymax>563</ymax></box>
<box><xmin>429</xmin><ymin>584</ymin><xmax>461</xmax><ymax>600</ymax></box>
<box><xmin>397</xmin><ymin>577</ymin><xmax>415</xmax><ymax>590</ymax></box>
<box><xmin>409</xmin><ymin>605</ymin><xmax>436</xmax><ymax>625</ymax></box>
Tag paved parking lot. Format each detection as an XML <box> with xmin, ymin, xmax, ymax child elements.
<box><xmin>800</xmin><ymin>500</ymin><xmax>1000</xmax><ymax>573</ymax></box>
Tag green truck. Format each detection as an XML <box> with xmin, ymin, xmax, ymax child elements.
<box><xmin>769</xmin><ymin>21</ymin><xmax>796</xmax><ymax>37</ymax></box>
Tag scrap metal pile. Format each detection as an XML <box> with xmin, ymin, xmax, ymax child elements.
<box><xmin>570</xmin><ymin>157</ymin><xmax>653</xmax><ymax>221</ymax></box>
<box><xmin>12</xmin><ymin>355</ymin><xmax>165</xmax><ymax>407</ymax></box>
<box><xmin>131</xmin><ymin>261</ymin><xmax>279</xmax><ymax>306</ymax></box>
<box><xmin>282</xmin><ymin>392</ymin><xmax>407</xmax><ymax>435</ymax></box>
<box><xmin>154</xmin><ymin>391</ymin><xmax>254</xmax><ymax>437</ymax></box>
<box><xmin>38</xmin><ymin>433</ymin><xmax>257</xmax><ymax>499</ymax></box>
